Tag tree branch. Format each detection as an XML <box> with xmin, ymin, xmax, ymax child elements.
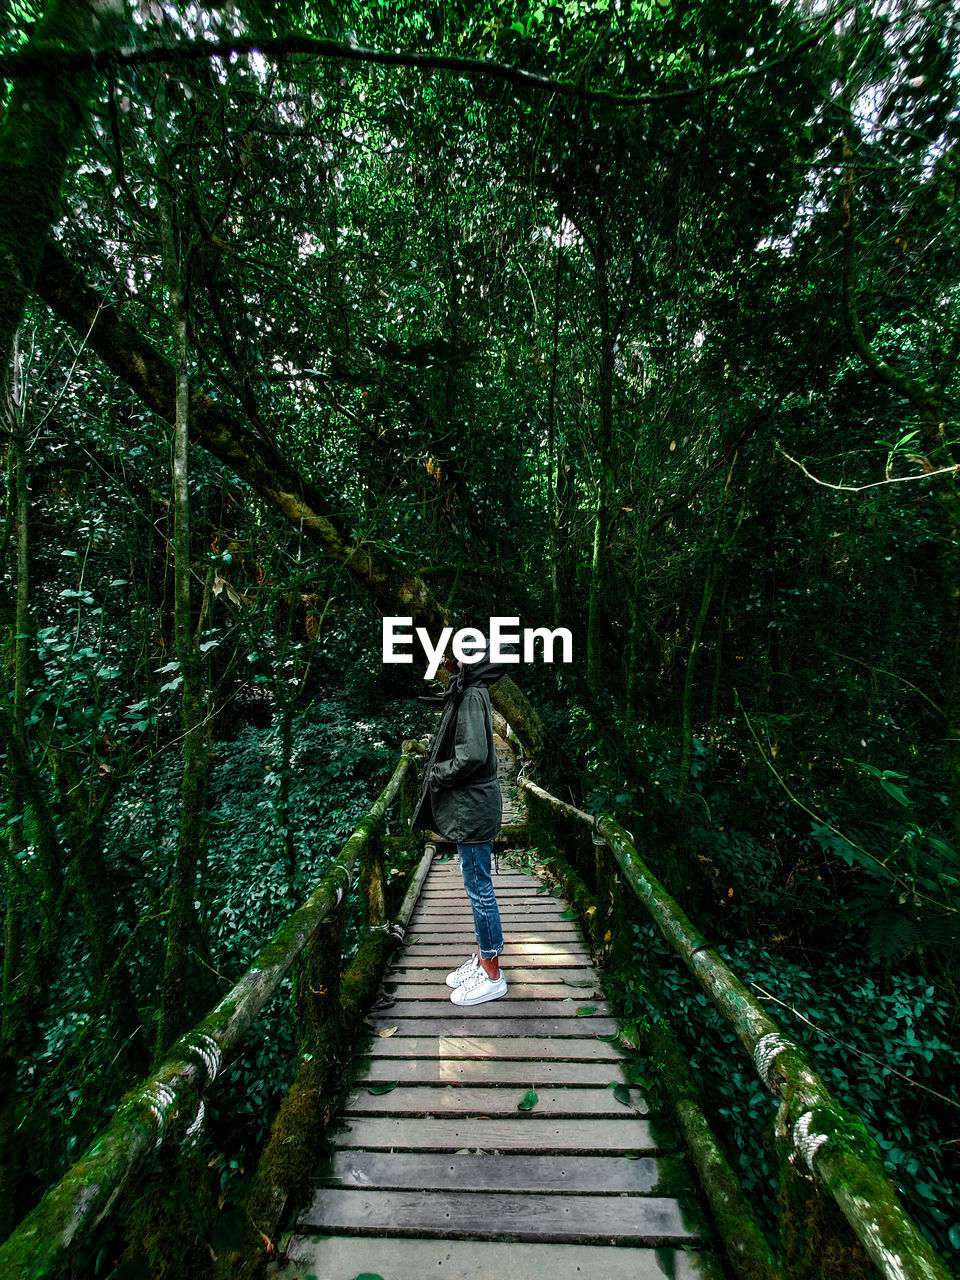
<box><xmin>0</xmin><ymin>8</ymin><xmax>851</xmax><ymax>108</ymax></box>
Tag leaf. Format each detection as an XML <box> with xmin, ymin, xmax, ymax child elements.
<box><xmin>612</xmin><ymin>1082</ymin><xmax>632</xmax><ymax>1107</ymax></box>
<box><xmin>560</xmin><ymin>909</ymin><xmax>577</xmax><ymax>920</ymax></box>
<box><xmin>550</xmin><ymin>886</ymin><xmax>563</xmax><ymax>897</ymax></box>
<box><xmin>561</xmin><ymin>976</ymin><xmax>594</xmax><ymax>987</ymax></box>
<box><xmin>378</xmin><ymin>1026</ymin><xmax>398</xmax><ymax>1038</ymax></box>
<box><xmin>517</xmin><ymin>1089</ymin><xmax>538</xmax><ymax>1112</ymax></box>
<box><xmin>367</xmin><ymin>1082</ymin><xmax>399</xmax><ymax>1095</ymax></box>
<box><xmin>655</xmin><ymin>1246</ymin><xmax>677</xmax><ymax>1277</ymax></box>
<box><xmin>576</xmin><ymin>1006</ymin><xmax>596</xmax><ymax>1017</ymax></box>
<box><xmin>879</xmin><ymin>777</ymin><xmax>911</xmax><ymax>807</ymax></box>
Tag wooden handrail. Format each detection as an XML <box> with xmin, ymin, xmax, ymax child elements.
<box><xmin>0</xmin><ymin>751</ymin><xmax>417</xmax><ymax>1279</ymax></box>
<box><xmin>519</xmin><ymin>776</ymin><xmax>953</xmax><ymax>1280</ymax></box>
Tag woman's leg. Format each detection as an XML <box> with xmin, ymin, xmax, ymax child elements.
<box><xmin>457</xmin><ymin>842</ymin><xmax>504</xmax><ymax>978</ymax></box>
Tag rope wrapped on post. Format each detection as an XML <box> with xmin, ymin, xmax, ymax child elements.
<box><xmin>518</xmin><ymin>776</ymin><xmax>953</xmax><ymax>1280</ymax></box>
<box><xmin>0</xmin><ymin>751</ymin><xmax>416</xmax><ymax>1280</ymax></box>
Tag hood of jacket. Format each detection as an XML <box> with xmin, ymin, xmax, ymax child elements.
<box><xmin>445</xmin><ymin>643</ymin><xmax>518</xmax><ymax>699</ymax></box>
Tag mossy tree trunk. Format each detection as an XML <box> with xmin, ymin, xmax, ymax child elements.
<box><xmin>0</xmin><ymin>370</ymin><xmax>30</xmax><ymax>1236</ymax></box>
<box><xmin>156</xmin><ymin>150</ymin><xmax>211</xmax><ymax>1056</ymax></box>
<box><xmin>677</xmin><ymin>458</ymin><xmax>741</xmax><ymax>802</ymax></box>
<box><xmin>0</xmin><ymin>0</ymin><xmax>124</xmax><ymax>385</ymax></box>
<box><xmin>547</xmin><ymin>242</ymin><xmax>563</xmax><ymax>625</ymax></box>
<box><xmin>585</xmin><ymin>225</ymin><xmax>615</xmax><ymax>694</ymax></box>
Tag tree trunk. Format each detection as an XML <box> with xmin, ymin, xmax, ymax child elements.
<box><xmin>0</xmin><ymin>0</ymin><xmax>123</xmax><ymax>382</ymax></box>
<box><xmin>279</xmin><ymin>696</ymin><xmax>296</xmax><ymax>898</ymax></box>
<box><xmin>677</xmin><ymin>561</ymin><xmax>720</xmax><ymax>803</ymax></box>
<box><xmin>586</xmin><ymin>231</ymin><xmax>615</xmax><ymax>692</ymax></box>
<box><xmin>0</xmin><ymin>396</ymin><xmax>29</xmax><ymax>1235</ymax></box>
<box><xmin>547</xmin><ymin>243</ymin><xmax>563</xmax><ymax>624</ymax></box>
<box><xmin>156</xmin><ymin>166</ymin><xmax>210</xmax><ymax>1055</ymax></box>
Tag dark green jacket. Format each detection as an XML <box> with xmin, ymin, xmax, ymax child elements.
<box><xmin>411</xmin><ymin>652</ymin><xmax>509</xmax><ymax>844</ymax></box>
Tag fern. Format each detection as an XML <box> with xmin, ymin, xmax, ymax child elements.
<box><xmin>867</xmin><ymin>910</ymin><xmax>920</xmax><ymax>962</ymax></box>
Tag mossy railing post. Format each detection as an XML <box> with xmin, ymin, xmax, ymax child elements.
<box><xmin>360</xmin><ymin>830</ymin><xmax>387</xmax><ymax>930</ymax></box>
<box><xmin>399</xmin><ymin>749</ymin><xmax>419</xmax><ymax>839</ymax></box>
<box><xmin>775</xmin><ymin>1123</ymin><xmax>874</xmax><ymax>1280</ymax></box>
<box><xmin>593</xmin><ymin>833</ymin><xmax>620</xmax><ymax>966</ymax></box>
<box><xmin>294</xmin><ymin>897</ymin><xmax>345</xmax><ymax>1052</ymax></box>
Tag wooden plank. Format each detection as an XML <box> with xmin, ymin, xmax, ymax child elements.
<box><xmin>429</xmin><ymin>876</ymin><xmax>533</xmax><ymax>887</ymax></box>
<box><xmin>403</xmin><ymin>942</ymin><xmax>591</xmax><ymax>958</ymax></box>
<box><xmin>424</xmin><ymin>890</ymin><xmax>545</xmax><ymax>900</ymax></box>
<box><xmin>411</xmin><ymin>910</ymin><xmax>576</xmax><ymax>921</ymax></box>
<box><xmin>386</xmin><ymin>982</ymin><xmax>602</xmax><ymax>1001</ymax></box>
<box><xmin>281</xmin><ymin>1235</ymin><xmax>716</xmax><ymax>1280</ymax></box>
<box><xmin>365</xmin><ymin>1035</ymin><xmax>624</xmax><ymax>1061</ymax></box>
<box><xmin>495</xmin><ymin>908</ymin><xmax>577</xmax><ymax>916</ymax></box>
<box><xmin>356</xmin><ymin>1057</ymin><xmax>625</xmax><ymax>1085</ymax></box>
<box><xmin>344</xmin><ymin>1085</ymin><xmax>647</xmax><ymax>1116</ymax></box>
<box><xmin>299</xmin><ymin>1188</ymin><xmax>696</xmax><ymax>1243</ymax></box>
<box><xmin>427</xmin><ymin>883</ymin><xmax>537</xmax><ymax>894</ymax></box>
<box><xmin>335</xmin><ymin>1116</ymin><xmax>661</xmax><ymax>1152</ymax></box>
<box><xmin>408</xmin><ymin>925</ymin><xmax>582</xmax><ymax>939</ymax></box>
<box><xmin>402</xmin><ymin>949</ymin><xmax>593</xmax><ymax>964</ymax></box>
<box><xmin>418</xmin><ymin>889</ymin><xmax>549</xmax><ymax>899</ymax></box>
<box><xmin>416</xmin><ymin>897</ymin><xmax>570</xmax><ymax>907</ymax></box>
<box><xmin>391</xmin><ymin>955</ymin><xmax>593</xmax><ymax>971</ymax></box>
<box><xmin>401</xmin><ymin>942</ymin><xmax>591</xmax><ymax>952</ymax></box>
<box><xmin>323</xmin><ymin>1150</ymin><xmax>675</xmax><ymax>1193</ymax></box>
<box><xmin>377</xmin><ymin>1000</ymin><xmax>612</xmax><ymax>1020</ymax></box>
<box><xmin>388</xmin><ymin>966</ymin><xmax>598</xmax><ymax>984</ymax></box>
<box><xmin>410</xmin><ymin>909</ymin><xmax>572</xmax><ymax>921</ymax></box>
<box><xmin>417</xmin><ymin>895</ymin><xmax>565</xmax><ymax>905</ymax></box>
<box><xmin>408</xmin><ymin>928</ymin><xmax>578</xmax><ymax>939</ymax></box>
<box><xmin>366</xmin><ymin>1016</ymin><xmax>618</xmax><ymax>1036</ymax></box>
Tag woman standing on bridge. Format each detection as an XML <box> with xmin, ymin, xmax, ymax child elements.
<box><xmin>411</xmin><ymin>644</ymin><xmax>512</xmax><ymax>1006</ymax></box>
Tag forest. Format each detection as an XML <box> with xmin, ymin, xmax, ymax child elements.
<box><xmin>1</xmin><ymin>0</ymin><xmax>959</xmax><ymax>1275</ymax></box>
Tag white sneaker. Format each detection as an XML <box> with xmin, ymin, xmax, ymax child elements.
<box><xmin>450</xmin><ymin>966</ymin><xmax>507</xmax><ymax>1006</ymax></box>
<box><xmin>445</xmin><ymin>955</ymin><xmax>480</xmax><ymax>989</ymax></box>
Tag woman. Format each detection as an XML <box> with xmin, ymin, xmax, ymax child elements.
<box><xmin>411</xmin><ymin>644</ymin><xmax>512</xmax><ymax>1005</ymax></box>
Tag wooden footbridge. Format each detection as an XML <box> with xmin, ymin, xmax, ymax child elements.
<box><xmin>0</xmin><ymin>728</ymin><xmax>952</xmax><ymax>1280</ymax></box>
<box><xmin>281</xmin><ymin>850</ymin><xmax>711</xmax><ymax>1279</ymax></box>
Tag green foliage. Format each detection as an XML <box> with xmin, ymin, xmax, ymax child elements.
<box><xmin>2</xmin><ymin>0</ymin><xmax>959</xmax><ymax>1271</ymax></box>
<box><xmin>624</xmin><ymin>915</ymin><xmax>960</xmax><ymax>1257</ymax></box>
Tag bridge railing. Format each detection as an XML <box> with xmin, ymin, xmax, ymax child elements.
<box><xmin>0</xmin><ymin>748</ymin><xmax>425</xmax><ymax>1280</ymax></box>
<box><xmin>518</xmin><ymin>775</ymin><xmax>953</xmax><ymax>1280</ymax></box>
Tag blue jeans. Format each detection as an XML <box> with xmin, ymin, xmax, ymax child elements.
<box><xmin>458</xmin><ymin>843</ymin><xmax>504</xmax><ymax>960</ymax></box>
